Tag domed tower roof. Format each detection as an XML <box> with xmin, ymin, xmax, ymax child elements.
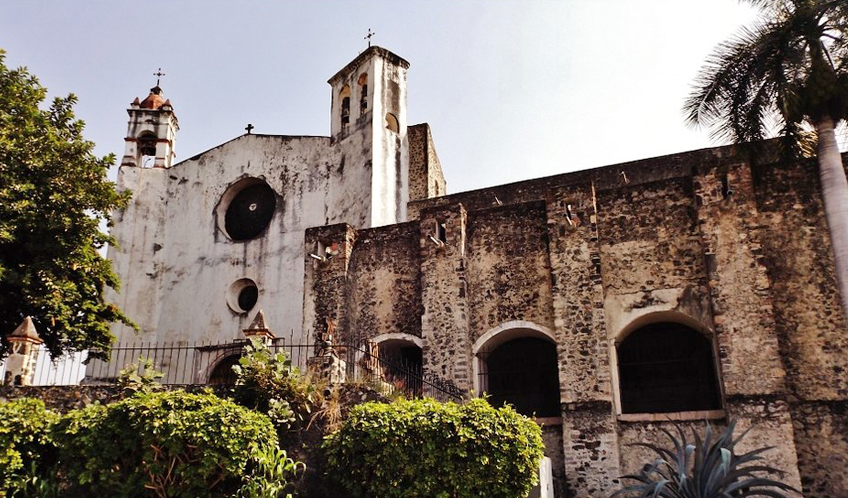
<box><xmin>139</xmin><ymin>86</ymin><xmax>169</xmax><ymax>110</ymax></box>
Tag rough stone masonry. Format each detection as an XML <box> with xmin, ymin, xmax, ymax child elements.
<box><xmin>99</xmin><ymin>45</ymin><xmax>848</xmax><ymax>497</ymax></box>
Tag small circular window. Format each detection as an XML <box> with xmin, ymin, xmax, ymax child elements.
<box><xmin>227</xmin><ymin>279</ymin><xmax>259</xmax><ymax>314</ymax></box>
<box><xmin>217</xmin><ymin>178</ymin><xmax>277</xmax><ymax>241</ymax></box>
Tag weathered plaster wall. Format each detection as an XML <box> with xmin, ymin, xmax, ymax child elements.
<box><xmin>598</xmin><ymin>178</ymin><xmax>711</xmax><ymax>340</ymax></box>
<box><xmin>106</xmin><ymin>133</ymin><xmax>377</xmax><ymax>356</ymax></box>
<box><xmin>752</xmin><ymin>157</ymin><xmax>848</xmax><ymax>497</ymax></box>
<box><xmin>466</xmin><ymin>201</ymin><xmax>553</xmax><ymax>341</ymax></box>
<box><xmin>408</xmin><ymin>123</ymin><xmax>446</xmax><ymax>201</ymax></box>
<box><xmin>418</xmin><ymin>203</ymin><xmax>473</xmax><ymax>390</ymax></box>
<box><xmin>345</xmin><ymin>222</ymin><xmax>422</xmax><ymax>342</ymax></box>
<box><xmin>337</xmin><ymin>147</ymin><xmax>848</xmax><ymax>497</ymax></box>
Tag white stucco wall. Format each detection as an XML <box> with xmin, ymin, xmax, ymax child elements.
<box><xmin>106</xmin><ymin>130</ymin><xmax>379</xmax><ymax>347</ymax></box>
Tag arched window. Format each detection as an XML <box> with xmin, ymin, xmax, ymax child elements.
<box><xmin>358</xmin><ymin>73</ymin><xmax>368</xmax><ymax>114</ymax></box>
<box><xmin>340</xmin><ymin>85</ymin><xmax>351</xmax><ymax>128</ymax></box>
<box><xmin>617</xmin><ymin>322</ymin><xmax>722</xmax><ymax>414</ymax></box>
<box><xmin>385</xmin><ymin>113</ymin><xmax>399</xmax><ymax>133</ymax></box>
<box><xmin>479</xmin><ymin>335</ymin><xmax>560</xmax><ymax>417</ymax></box>
<box><xmin>138</xmin><ymin>132</ymin><xmax>157</xmax><ymax>167</ymax></box>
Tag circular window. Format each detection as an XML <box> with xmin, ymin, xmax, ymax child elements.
<box><xmin>217</xmin><ymin>179</ymin><xmax>277</xmax><ymax>241</ymax></box>
<box><xmin>227</xmin><ymin>279</ymin><xmax>259</xmax><ymax>314</ymax></box>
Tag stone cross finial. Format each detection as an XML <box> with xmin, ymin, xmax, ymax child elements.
<box><xmin>245</xmin><ymin>123</ymin><xmax>254</xmax><ymax>134</ymax></box>
<box><xmin>153</xmin><ymin>68</ymin><xmax>165</xmax><ymax>86</ymax></box>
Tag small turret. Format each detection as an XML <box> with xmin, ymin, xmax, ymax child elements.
<box><xmin>3</xmin><ymin>317</ymin><xmax>43</xmax><ymax>386</ymax></box>
<box><xmin>121</xmin><ymin>83</ymin><xmax>179</xmax><ymax>169</ymax></box>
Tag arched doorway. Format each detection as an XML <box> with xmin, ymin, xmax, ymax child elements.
<box><xmin>207</xmin><ymin>354</ymin><xmax>240</xmax><ymax>385</ymax></box>
<box><xmin>375</xmin><ymin>335</ymin><xmax>423</xmax><ymax>396</ymax></box>
<box><xmin>616</xmin><ymin>321</ymin><xmax>722</xmax><ymax>414</ymax></box>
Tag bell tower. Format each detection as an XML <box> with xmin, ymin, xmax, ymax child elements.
<box><xmin>121</xmin><ymin>85</ymin><xmax>179</xmax><ymax>169</ymax></box>
<box><xmin>328</xmin><ymin>46</ymin><xmax>410</xmax><ymax>225</ymax></box>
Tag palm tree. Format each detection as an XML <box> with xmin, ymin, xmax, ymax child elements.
<box><xmin>685</xmin><ymin>0</ymin><xmax>848</xmax><ymax>319</ymax></box>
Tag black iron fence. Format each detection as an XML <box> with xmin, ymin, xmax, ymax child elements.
<box><xmin>4</xmin><ymin>335</ymin><xmax>465</xmax><ymax>402</ymax></box>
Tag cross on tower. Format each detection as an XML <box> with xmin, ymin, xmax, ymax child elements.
<box><xmin>365</xmin><ymin>28</ymin><xmax>376</xmax><ymax>48</ymax></box>
<box><xmin>153</xmin><ymin>68</ymin><xmax>165</xmax><ymax>86</ymax></box>
<box><xmin>245</xmin><ymin>123</ymin><xmax>254</xmax><ymax>134</ymax></box>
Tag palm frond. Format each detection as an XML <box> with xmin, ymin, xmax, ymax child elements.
<box><xmin>685</xmin><ymin>0</ymin><xmax>848</xmax><ymax>151</ymax></box>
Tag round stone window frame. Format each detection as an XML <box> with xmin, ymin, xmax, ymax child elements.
<box><xmin>227</xmin><ymin>278</ymin><xmax>259</xmax><ymax>314</ymax></box>
<box><xmin>216</xmin><ymin>177</ymin><xmax>278</xmax><ymax>241</ymax></box>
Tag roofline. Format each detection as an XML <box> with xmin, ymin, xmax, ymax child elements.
<box><xmin>328</xmin><ymin>45</ymin><xmax>410</xmax><ymax>85</ymax></box>
<box><xmin>169</xmin><ymin>134</ymin><xmax>331</xmax><ymax>167</ymax></box>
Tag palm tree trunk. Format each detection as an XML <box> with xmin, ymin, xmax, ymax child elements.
<box><xmin>816</xmin><ymin>115</ymin><xmax>848</xmax><ymax>324</ymax></box>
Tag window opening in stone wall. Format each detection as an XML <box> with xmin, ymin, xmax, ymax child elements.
<box><xmin>138</xmin><ymin>132</ymin><xmax>157</xmax><ymax>168</ymax></box>
<box><xmin>340</xmin><ymin>85</ymin><xmax>351</xmax><ymax>128</ymax></box>
<box><xmin>238</xmin><ymin>285</ymin><xmax>258</xmax><ymax>312</ymax></box>
<box><xmin>437</xmin><ymin>221</ymin><xmax>447</xmax><ymax>243</ymax></box>
<box><xmin>208</xmin><ymin>355</ymin><xmax>240</xmax><ymax>384</ymax></box>
<box><xmin>617</xmin><ymin>322</ymin><xmax>722</xmax><ymax>414</ymax></box>
<box><xmin>358</xmin><ymin>73</ymin><xmax>368</xmax><ymax>114</ymax></box>
<box><xmin>385</xmin><ymin>113</ymin><xmax>399</xmax><ymax>133</ymax></box>
<box><xmin>224</xmin><ymin>182</ymin><xmax>277</xmax><ymax>241</ymax></box>
<box><xmin>314</xmin><ymin>239</ymin><xmax>338</xmax><ymax>262</ymax></box>
<box><xmin>378</xmin><ymin>340</ymin><xmax>423</xmax><ymax>396</ymax></box>
<box><xmin>227</xmin><ymin>278</ymin><xmax>259</xmax><ymax>314</ymax></box>
<box><xmin>480</xmin><ymin>337</ymin><xmax>560</xmax><ymax>417</ymax></box>
<box><xmin>721</xmin><ymin>173</ymin><xmax>733</xmax><ymax>198</ymax></box>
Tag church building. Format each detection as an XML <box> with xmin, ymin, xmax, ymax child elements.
<box><xmin>104</xmin><ymin>46</ymin><xmax>848</xmax><ymax>497</ymax></box>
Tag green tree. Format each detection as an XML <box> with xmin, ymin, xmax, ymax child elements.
<box><xmin>685</xmin><ymin>0</ymin><xmax>848</xmax><ymax>316</ymax></box>
<box><xmin>0</xmin><ymin>49</ymin><xmax>133</xmax><ymax>359</ymax></box>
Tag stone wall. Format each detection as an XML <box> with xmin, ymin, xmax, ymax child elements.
<box><xmin>304</xmin><ymin>145</ymin><xmax>848</xmax><ymax>497</ymax></box>
<box><xmin>346</xmin><ymin>222</ymin><xmax>423</xmax><ymax>341</ymax></box>
<box><xmin>409</xmin><ymin>123</ymin><xmax>446</xmax><ymax>201</ymax></box>
<box><xmin>466</xmin><ymin>201</ymin><xmax>554</xmax><ymax>341</ymax></box>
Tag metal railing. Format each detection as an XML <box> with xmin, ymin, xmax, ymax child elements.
<box><xmin>4</xmin><ymin>335</ymin><xmax>465</xmax><ymax>402</ymax></box>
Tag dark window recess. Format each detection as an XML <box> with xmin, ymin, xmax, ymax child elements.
<box><xmin>139</xmin><ymin>135</ymin><xmax>157</xmax><ymax>157</ymax></box>
<box><xmin>379</xmin><ymin>344</ymin><xmax>423</xmax><ymax>396</ymax></box>
<box><xmin>341</xmin><ymin>97</ymin><xmax>350</xmax><ymax>126</ymax></box>
<box><xmin>237</xmin><ymin>285</ymin><xmax>258</xmax><ymax>312</ymax></box>
<box><xmin>617</xmin><ymin>322</ymin><xmax>722</xmax><ymax>414</ymax></box>
<box><xmin>483</xmin><ymin>337</ymin><xmax>560</xmax><ymax>417</ymax></box>
<box><xmin>721</xmin><ymin>174</ymin><xmax>733</xmax><ymax>198</ymax></box>
<box><xmin>437</xmin><ymin>222</ymin><xmax>447</xmax><ymax>243</ymax></box>
<box><xmin>360</xmin><ymin>84</ymin><xmax>368</xmax><ymax>112</ymax></box>
<box><xmin>225</xmin><ymin>183</ymin><xmax>276</xmax><ymax>241</ymax></box>
<box><xmin>208</xmin><ymin>355</ymin><xmax>240</xmax><ymax>385</ymax></box>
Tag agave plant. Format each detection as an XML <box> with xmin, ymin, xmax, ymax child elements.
<box><xmin>613</xmin><ymin>420</ymin><xmax>797</xmax><ymax>498</ymax></box>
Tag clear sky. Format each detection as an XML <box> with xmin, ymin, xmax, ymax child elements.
<box><xmin>0</xmin><ymin>0</ymin><xmax>802</xmax><ymax>194</ymax></box>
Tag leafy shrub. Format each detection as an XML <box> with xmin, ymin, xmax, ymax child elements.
<box><xmin>51</xmin><ymin>390</ymin><xmax>299</xmax><ymax>498</ymax></box>
<box><xmin>614</xmin><ymin>420</ymin><xmax>798</xmax><ymax>498</ymax></box>
<box><xmin>116</xmin><ymin>355</ymin><xmax>164</xmax><ymax>396</ymax></box>
<box><xmin>0</xmin><ymin>398</ymin><xmax>59</xmax><ymax>495</ymax></box>
<box><xmin>237</xmin><ymin>445</ymin><xmax>303</xmax><ymax>498</ymax></box>
<box><xmin>232</xmin><ymin>338</ymin><xmax>317</xmax><ymax>431</ymax></box>
<box><xmin>323</xmin><ymin>397</ymin><xmax>544</xmax><ymax>498</ymax></box>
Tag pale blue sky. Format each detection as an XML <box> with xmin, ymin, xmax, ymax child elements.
<box><xmin>0</xmin><ymin>0</ymin><xmax>770</xmax><ymax>194</ymax></box>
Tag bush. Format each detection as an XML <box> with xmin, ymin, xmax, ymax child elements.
<box><xmin>323</xmin><ymin>397</ymin><xmax>544</xmax><ymax>498</ymax></box>
<box><xmin>0</xmin><ymin>398</ymin><xmax>59</xmax><ymax>495</ymax></box>
<box><xmin>232</xmin><ymin>338</ymin><xmax>317</xmax><ymax>432</ymax></box>
<box><xmin>614</xmin><ymin>420</ymin><xmax>797</xmax><ymax>498</ymax></box>
<box><xmin>51</xmin><ymin>390</ymin><xmax>299</xmax><ymax>498</ymax></box>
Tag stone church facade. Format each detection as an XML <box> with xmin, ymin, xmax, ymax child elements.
<box><xmin>104</xmin><ymin>46</ymin><xmax>848</xmax><ymax>497</ymax></box>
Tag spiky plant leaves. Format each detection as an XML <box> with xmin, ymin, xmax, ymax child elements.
<box><xmin>612</xmin><ymin>420</ymin><xmax>798</xmax><ymax>498</ymax></box>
